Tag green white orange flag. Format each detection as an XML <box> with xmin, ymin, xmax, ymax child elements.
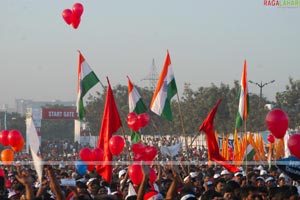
<box><xmin>76</xmin><ymin>52</ymin><xmax>100</xmax><ymax>120</ymax></box>
<box><xmin>128</xmin><ymin>76</ymin><xmax>147</xmax><ymax>114</ymax></box>
<box><xmin>127</xmin><ymin>76</ymin><xmax>147</xmax><ymax>143</ymax></box>
<box><xmin>235</xmin><ymin>60</ymin><xmax>249</xmax><ymax>129</ymax></box>
<box><xmin>243</xmin><ymin>144</ymin><xmax>256</xmax><ymax>161</ymax></box>
<box><xmin>150</xmin><ymin>50</ymin><xmax>177</xmax><ymax>121</ymax></box>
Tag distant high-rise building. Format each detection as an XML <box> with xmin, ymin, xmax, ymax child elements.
<box><xmin>15</xmin><ymin>99</ymin><xmax>76</xmax><ymax>116</ymax></box>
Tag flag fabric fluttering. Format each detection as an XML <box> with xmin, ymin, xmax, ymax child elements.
<box><xmin>76</xmin><ymin>51</ymin><xmax>100</xmax><ymax>121</ymax></box>
<box><xmin>150</xmin><ymin>50</ymin><xmax>177</xmax><ymax>121</ymax></box>
<box><xmin>243</xmin><ymin>144</ymin><xmax>256</xmax><ymax>161</ymax></box>
<box><xmin>284</xmin><ymin>131</ymin><xmax>290</xmax><ymax>158</ymax></box>
<box><xmin>96</xmin><ymin>78</ymin><xmax>122</xmax><ymax>183</ymax></box>
<box><xmin>26</xmin><ymin>118</ymin><xmax>43</xmax><ymax>182</ymax></box>
<box><xmin>127</xmin><ymin>76</ymin><xmax>147</xmax><ymax>143</ymax></box>
<box><xmin>160</xmin><ymin>142</ymin><xmax>182</xmax><ymax>157</ymax></box>
<box><xmin>198</xmin><ymin>99</ymin><xmax>239</xmax><ymax>173</ymax></box>
<box><xmin>233</xmin><ymin>130</ymin><xmax>241</xmax><ymax>160</ymax></box>
<box><xmin>235</xmin><ymin>60</ymin><xmax>249</xmax><ymax>129</ymax></box>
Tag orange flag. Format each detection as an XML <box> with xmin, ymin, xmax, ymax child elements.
<box><xmin>96</xmin><ymin>77</ymin><xmax>122</xmax><ymax>183</ymax></box>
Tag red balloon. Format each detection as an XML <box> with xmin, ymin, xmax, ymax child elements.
<box><xmin>92</xmin><ymin>148</ymin><xmax>104</xmax><ymax>162</ymax></box>
<box><xmin>267</xmin><ymin>134</ymin><xmax>275</xmax><ymax>144</ymax></box>
<box><xmin>266</xmin><ymin>109</ymin><xmax>289</xmax><ymax>138</ymax></box>
<box><xmin>72</xmin><ymin>3</ymin><xmax>84</xmax><ymax>18</ymax></box>
<box><xmin>128</xmin><ymin>164</ymin><xmax>143</xmax><ymax>185</ymax></box>
<box><xmin>144</xmin><ymin>146</ymin><xmax>158</xmax><ymax>161</ymax></box>
<box><xmin>1</xmin><ymin>149</ymin><xmax>14</xmax><ymax>165</ymax></box>
<box><xmin>8</xmin><ymin>130</ymin><xmax>23</xmax><ymax>147</ymax></box>
<box><xmin>62</xmin><ymin>9</ymin><xmax>73</xmax><ymax>25</ymax></box>
<box><xmin>87</xmin><ymin>164</ymin><xmax>95</xmax><ymax>172</ymax></box>
<box><xmin>133</xmin><ymin>152</ymin><xmax>145</xmax><ymax>161</ymax></box>
<box><xmin>0</xmin><ymin>168</ymin><xmax>4</xmax><ymax>177</ymax></box>
<box><xmin>288</xmin><ymin>134</ymin><xmax>300</xmax><ymax>159</ymax></box>
<box><xmin>127</xmin><ymin>112</ymin><xmax>140</xmax><ymax>131</ymax></box>
<box><xmin>131</xmin><ymin>142</ymin><xmax>145</xmax><ymax>154</ymax></box>
<box><xmin>71</xmin><ymin>13</ymin><xmax>81</xmax><ymax>29</ymax></box>
<box><xmin>11</xmin><ymin>137</ymin><xmax>24</xmax><ymax>152</ymax></box>
<box><xmin>138</xmin><ymin>113</ymin><xmax>150</xmax><ymax>128</ymax></box>
<box><xmin>0</xmin><ymin>130</ymin><xmax>9</xmax><ymax>146</ymax></box>
<box><xmin>149</xmin><ymin>168</ymin><xmax>156</xmax><ymax>183</ymax></box>
<box><xmin>79</xmin><ymin>148</ymin><xmax>92</xmax><ymax>162</ymax></box>
<box><xmin>109</xmin><ymin>136</ymin><xmax>125</xmax><ymax>156</ymax></box>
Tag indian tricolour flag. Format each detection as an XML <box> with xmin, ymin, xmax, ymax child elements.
<box><xmin>128</xmin><ymin>76</ymin><xmax>147</xmax><ymax>114</ymax></box>
<box><xmin>244</xmin><ymin>144</ymin><xmax>256</xmax><ymax>161</ymax></box>
<box><xmin>128</xmin><ymin>76</ymin><xmax>147</xmax><ymax>143</ymax></box>
<box><xmin>77</xmin><ymin>52</ymin><xmax>100</xmax><ymax>120</ymax></box>
<box><xmin>235</xmin><ymin>60</ymin><xmax>249</xmax><ymax>129</ymax></box>
<box><xmin>150</xmin><ymin>50</ymin><xmax>177</xmax><ymax>121</ymax></box>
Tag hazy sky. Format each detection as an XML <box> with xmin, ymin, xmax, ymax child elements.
<box><xmin>1</xmin><ymin>1</ymin><xmax>300</xmax><ymax>108</ymax></box>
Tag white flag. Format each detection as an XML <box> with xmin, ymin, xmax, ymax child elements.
<box><xmin>26</xmin><ymin>118</ymin><xmax>43</xmax><ymax>182</ymax></box>
<box><xmin>160</xmin><ymin>142</ymin><xmax>181</xmax><ymax>157</ymax></box>
<box><xmin>284</xmin><ymin>131</ymin><xmax>290</xmax><ymax>158</ymax></box>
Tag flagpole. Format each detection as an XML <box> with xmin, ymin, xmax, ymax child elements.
<box><xmin>176</xmin><ymin>93</ymin><xmax>190</xmax><ymax>161</ymax></box>
<box><xmin>120</xmin><ymin>126</ymin><xmax>132</xmax><ymax>161</ymax></box>
<box><xmin>189</xmin><ymin>134</ymin><xmax>198</xmax><ymax>148</ymax></box>
<box><xmin>244</xmin><ymin>121</ymin><xmax>248</xmax><ymax>179</ymax></box>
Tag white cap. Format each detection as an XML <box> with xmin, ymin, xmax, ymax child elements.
<box><xmin>257</xmin><ymin>165</ymin><xmax>264</xmax><ymax>170</ymax></box>
<box><xmin>86</xmin><ymin>178</ymin><xmax>97</xmax><ymax>186</ymax></box>
<box><xmin>256</xmin><ymin>176</ymin><xmax>265</xmax><ymax>182</ymax></box>
<box><xmin>279</xmin><ymin>173</ymin><xmax>286</xmax><ymax>178</ymax></box>
<box><xmin>234</xmin><ymin>172</ymin><xmax>243</xmax><ymax>177</ymax></box>
<box><xmin>220</xmin><ymin>169</ymin><xmax>230</xmax><ymax>175</ymax></box>
<box><xmin>213</xmin><ymin>174</ymin><xmax>220</xmax><ymax>179</ymax></box>
<box><xmin>260</xmin><ymin>170</ymin><xmax>267</xmax><ymax>176</ymax></box>
<box><xmin>118</xmin><ymin>169</ymin><xmax>126</xmax><ymax>179</ymax></box>
<box><xmin>206</xmin><ymin>181</ymin><xmax>213</xmax><ymax>186</ymax></box>
<box><xmin>265</xmin><ymin>177</ymin><xmax>275</xmax><ymax>183</ymax></box>
<box><xmin>189</xmin><ymin>172</ymin><xmax>197</xmax><ymax>178</ymax></box>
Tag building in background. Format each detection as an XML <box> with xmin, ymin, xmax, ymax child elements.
<box><xmin>15</xmin><ymin>99</ymin><xmax>75</xmax><ymax>116</ymax></box>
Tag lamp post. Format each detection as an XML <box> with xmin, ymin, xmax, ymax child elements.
<box><xmin>248</xmin><ymin>80</ymin><xmax>275</xmax><ymax>100</ymax></box>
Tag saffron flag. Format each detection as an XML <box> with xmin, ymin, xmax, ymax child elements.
<box><xmin>235</xmin><ymin>60</ymin><xmax>249</xmax><ymax>128</ymax></box>
<box><xmin>127</xmin><ymin>76</ymin><xmax>147</xmax><ymax>143</ymax></box>
<box><xmin>96</xmin><ymin>78</ymin><xmax>122</xmax><ymax>183</ymax></box>
<box><xmin>199</xmin><ymin>99</ymin><xmax>239</xmax><ymax>173</ymax></box>
<box><xmin>233</xmin><ymin>129</ymin><xmax>241</xmax><ymax>161</ymax></box>
<box><xmin>76</xmin><ymin>52</ymin><xmax>100</xmax><ymax>120</ymax></box>
<box><xmin>150</xmin><ymin>50</ymin><xmax>177</xmax><ymax>121</ymax></box>
<box><xmin>26</xmin><ymin>118</ymin><xmax>43</xmax><ymax>182</ymax></box>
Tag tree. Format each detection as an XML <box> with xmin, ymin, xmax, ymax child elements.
<box><xmin>83</xmin><ymin>78</ymin><xmax>300</xmax><ymax>139</ymax></box>
<box><xmin>275</xmin><ymin>77</ymin><xmax>300</xmax><ymax>129</ymax></box>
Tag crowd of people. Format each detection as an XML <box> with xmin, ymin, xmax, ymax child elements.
<box><xmin>0</xmin><ymin>137</ymin><xmax>299</xmax><ymax>200</ymax></box>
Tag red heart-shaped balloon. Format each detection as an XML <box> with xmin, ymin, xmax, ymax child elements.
<box><xmin>127</xmin><ymin>112</ymin><xmax>140</xmax><ymax>131</ymax></box>
<box><xmin>62</xmin><ymin>9</ymin><xmax>73</xmax><ymax>25</ymax></box>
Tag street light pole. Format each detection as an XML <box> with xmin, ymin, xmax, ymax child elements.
<box><xmin>248</xmin><ymin>80</ymin><xmax>275</xmax><ymax>100</ymax></box>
